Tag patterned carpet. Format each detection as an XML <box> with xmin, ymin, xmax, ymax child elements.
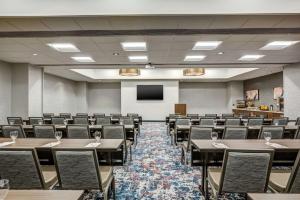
<box><xmin>114</xmin><ymin>122</ymin><xmax>202</xmax><ymax>200</ymax></box>
<box><xmin>82</xmin><ymin>122</ymin><xmax>247</xmax><ymax>200</ymax></box>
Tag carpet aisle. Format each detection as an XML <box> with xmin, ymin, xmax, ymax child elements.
<box><xmin>114</xmin><ymin>122</ymin><xmax>202</xmax><ymax>200</ymax></box>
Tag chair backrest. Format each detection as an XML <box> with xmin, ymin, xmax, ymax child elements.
<box><xmin>111</xmin><ymin>113</ymin><xmax>122</xmax><ymax>118</ymax></box>
<box><xmin>186</xmin><ymin>126</ymin><xmax>213</xmax><ymax>149</ymax></box>
<box><xmin>296</xmin><ymin>127</ymin><xmax>300</xmax><ymax>139</ymax></box>
<box><xmin>219</xmin><ymin>149</ymin><xmax>274</xmax><ymax>194</ymax></box>
<box><xmin>223</xmin><ymin>127</ymin><xmax>248</xmax><ymax>139</ymax></box>
<box><xmin>59</xmin><ymin>113</ymin><xmax>71</xmax><ymax>119</ymax></box>
<box><xmin>175</xmin><ymin>118</ymin><xmax>190</xmax><ymax>126</ymax></box>
<box><xmin>0</xmin><ymin>149</ymin><xmax>45</xmax><ymax>189</ymax></box>
<box><xmin>225</xmin><ymin>118</ymin><xmax>241</xmax><ymax>126</ymax></box>
<box><xmin>259</xmin><ymin>126</ymin><xmax>285</xmax><ymax>139</ymax></box>
<box><xmin>96</xmin><ymin>117</ymin><xmax>111</xmax><ymax>125</ymax></box>
<box><xmin>273</xmin><ymin>117</ymin><xmax>289</xmax><ymax>126</ymax></box>
<box><xmin>43</xmin><ymin>113</ymin><xmax>54</xmax><ymax>119</ymax></box>
<box><xmin>102</xmin><ymin>125</ymin><xmax>125</xmax><ymax>140</ymax></box>
<box><xmin>67</xmin><ymin>125</ymin><xmax>90</xmax><ymax>139</ymax></box>
<box><xmin>73</xmin><ymin>117</ymin><xmax>89</xmax><ymax>125</ymax></box>
<box><xmin>76</xmin><ymin>113</ymin><xmax>88</xmax><ymax>117</ymax></box>
<box><xmin>187</xmin><ymin>114</ymin><xmax>199</xmax><ymax>119</ymax></box>
<box><xmin>1</xmin><ymin>125</ymin><xmax>26</xmax><ymax>138</ymax></box>
<box><xmin>33</xmin><ymin>125</ymin><xmax>56</xmax><ymax>138</ymax></box>
<box><xmin>200</xmin><ymin>118</ymin><xmax>214</xmax><ymax>126</ymax></box>
<box><xmin>94</xmin><ymin>113</ymin><xmax>105</xmax><ymax>118</ymax></box>
<box><xmin>53</xmin><ymin>149</ymin><xmax>102</xmax><ymax>190</ymax></box>
<box><xmin>248</xmin><ymin>118</ymin><xmax>264</xmax><ymax>126</ymax></box>
<box><xmin>127</xmin><ymin>113</ymin><xmax>138</xmax><ymax>118</ymax></box>
<box><xmin>7</xmin><ymin>117</ymin><xmax>23</xmax><ymax>125</ymax></box>
<box><xmin>205</xmin><ymin>114</ymin><xmax>217</xmax><ymax>118</ymax></box>
<box><xmin>29</xmin><ymin>117</ymin><xmax>44</xmax><ymax>125</ymax></box>
<box><xmin>296</xmin><ymin>117</ymin><xmax>300</xmax><ymax>126</ymax></box>
<box><xmin>286</xmin><ymin>150</ymin><xmax>300</xmax><ymax>193</ymax></box>
<box><xmin>121</xmin><ymin>117</ymin><xmax>134</xmax><ymax>125</ymax></box>
<box><xmin>222</xmin><ymin>113</ymin><xmax>234</xmax><ymax>119</ymax></box>
<box><xmin>51</xmin><ymin>117</ymin><xmax>65</xmax><ymax>125</ymax></box>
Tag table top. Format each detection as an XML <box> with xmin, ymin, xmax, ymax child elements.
<box><xmin>176</xmin><ymin>124</ymin><xmax>299</xmax><ymax>130</ymax></box>
<box><xmin>0</xmin><ymin>138</ymin><xmax>124</xmax><ymax>151</ymax></box>
<box><xmin>247</xmin><ymin>193</ymin><xmax>300</xmax><ymax>200</ymax></box>
<box><xmin>5</xmin><ymin>190</ymin><xmax>83</xmax><ymax>200</ymax></box>
<box><xmin>20</xmin><ymin>124</ymin><xmax>134</xmax><ymax>129</ymax></box>
<box><xmin>192</xmin><ymin>139</ymin><xmax>300</xmax><ymax>151</ymax></box>
<box><xmin>169</xmin><ymin>118</ymin><xmax>273</xmax><ymax>122</ymax></box>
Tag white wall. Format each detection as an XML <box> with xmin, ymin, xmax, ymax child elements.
<box><xmin>76</xmin><ymin>82</ymin><xmax>88</xmax><ymax>113</ymax></box>
<box><xmin>283</xmin><ymin>64</ymin><xmax>300</xmax><ymax>120</ymax></box>
<box><xmin>11</xmin><ymin>64</ymin><xmax>29</xmax><ymax>118</ymax></box>
<box><xmin>87</xmin><ymin>82</ymin><xmax>121</xmax><ymax>115</ymax></box>
<box><xmin>0</xmin><ymin>61</ymin><xmax>12</xmax><ymax>123</ymax></box>
<box><xmin>179</xmin><ymin>82</ymin><xmax>230</xmax><ymax>115</ymax></box>
<box><xmin>227</xmin><ymin>81</ymin><xmax>244</xmax><ymax>111</ymax></box>
<box><xmin>121</xmin><ymin>81</ymin><xmax>179</xmax><ymax>120</ymax></box>
<box><xmin>43</xmin><ymin>73</ymin><xmax>81</xmax><ymax>115</ymax></box>
<box><xmin>28</xmin><ymin>66</ymin><xmax>43</xmax><ymax>116</ymax></box>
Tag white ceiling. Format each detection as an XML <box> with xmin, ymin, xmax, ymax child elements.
<box><xmin>0</xmin><ymin>16</ymin><xmax>299</xmax><ymax>81</ymax></box>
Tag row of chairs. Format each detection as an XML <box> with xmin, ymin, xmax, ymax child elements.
<box><xmin>181</xmin><ymin>126</ymin><xmax>300</xmax><ymax>165</ymax></box>
<box><xmin>174</xmin><ymin>117</ymin><xmax>291</xmax><ymax>126</ymax></box>
<box><xmin>43</xmin><ymin>113</ymin><xmax>139</xmax><ymax>119</ymax></box>
<box><xmin>7</xmin><ymin>116</ymin><xmax>135</xmax><ymax>126</ymax></box>
<box><xmin>206</xmin><ymin>149</ymin><xmax>300</xmax><ymax>198</ymax></box>
<box><xmin>0</xmin><ymin>148</ymin><xmax>115</xmax><ymax>200</ymax></box>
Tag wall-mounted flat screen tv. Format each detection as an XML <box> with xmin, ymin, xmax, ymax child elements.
<box><xmin>137</xmin><ymin>85</ymin><xmax>163</xmax><ymax>100</ymax></box>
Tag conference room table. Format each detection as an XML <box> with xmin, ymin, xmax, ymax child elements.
<box><xmin>191</xmin><ymin>139</ymin><xmax>300</xmax><ymax>199</ymax></box>
<box><xmin>5</xmin><ymin>190</ymin><xmax>84</xmax><ymax>200</ymax></box>
<box><xmin>247</xmin><ymin>193</ymin><xmax>300</xmax><ymax>200</ymax></box>
<box><xmin>19</xmin><ymin>124</ymin><xmax>135</xmax><ymax>138</ymax></box>
<box><xmin>175</xmin><ymin>124</ymin><xmax>299</xmax><ymax>140</ymax></box>
<box><xmin>0</xmin><ymin>138</ymin><xmax>125</xmax><ymax>165</ymax></box>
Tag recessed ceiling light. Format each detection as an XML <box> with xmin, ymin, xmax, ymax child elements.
<box><xmin>71</xmin><ymin>56</ymin><xmax>95</xmax><ymax>63</ymax></box>
<box><xmin>239</xmin><ymin>55</ymin><xmax>265</xmax><ymax>61</ymax></box>
<box><xmin>113</xmin><ymin>52</ymin><xmax>120</xmax><ymax>56</ymax></box>
<box><xmin>33</xmin><ymin>53</ymin><xmax>38</xmax><ymax>56</ymax></box>
<box><xmin>121</xmin><ymin>42</ymin><xmax>147</xmax><ymax>51</ymax></box>
<box><xmin>128</xmin><ymin>55</ymin><xmax>148</xmax><ymax>62</ymax></box>
<box><xmin>184</xmin><ymin>55</ymin><xmax>206</xmax><ymax>62</ymax></box>
<box><xmin>47</xmin><ymin>43</ymin><xmax>80</xmax><ymax>52</ymax></box>
<box><xmin>193</xmin><ymin>41</ymin><xmax>222</xmax><ymax>50</ymax></box>
<box><xmin>260</xmin><ymin>41</ymin><xmax>299</xmax><ymax>50</ymax></box>
<box><xmin>217</xmin><ymin>52</ymin><xmax>224</xmax><ymax>55</ymax></box>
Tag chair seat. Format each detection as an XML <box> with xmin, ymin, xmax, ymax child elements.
<box><xmin>126</xmin><ymin>140</ymin><xmax>132</xmax><ymax>147</ymax></box>
<box><xmin>99</xmin><ymin>166</ymin><xmax>113</xmax><ymax>187</ymax></box>
<box><xmin>41</xmin><ymin>165</ymin><xmax>58</xmax><ymax>189</ymax></box>
<box><xmin>269</xmin><ymin>169</ymin><xmax>291</xmax><ymax>192</ymax></box>
<box><xmin>182</xmin><ymin>141</ymin><xmax>188</xmax><ymax>150</ymax></box>
<box><xmin>208</xmin><ymin>168</ymin><xmax>221</xmax><ymax>191</ymax></box>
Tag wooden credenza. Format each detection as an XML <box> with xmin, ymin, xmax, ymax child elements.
<box><xmin>233</xmin><ymin>108</ymin><xmax>284</xmax><ymax>119</ymax></box>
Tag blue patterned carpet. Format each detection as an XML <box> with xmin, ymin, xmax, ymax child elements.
<box><xmin>113</xmin><ymin>122</ymin><xmax>201</xmax><ymax>199</ymax></box>
<box><xmin>83</xmin><ymin>122</ymin><xmax>246</xmax><ymax>199</ymax></box>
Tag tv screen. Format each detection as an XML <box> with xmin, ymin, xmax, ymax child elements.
<box><xmin>137</xmin><ymin>85</ymin><xmax>163</xmax><ymax>100</ymax></box>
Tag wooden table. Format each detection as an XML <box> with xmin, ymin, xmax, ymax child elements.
<box><xmin>0</xmin><ymin>138</ymin><xmax>124</xmax><ymax>165</ymax></box>
<box><xmin>191</xmin><ymin>139</ymin><xmax>300</xmax><ymax>200</ymax></box>
<box><xmin>0</xmin><ymin>138</ymin><xmax>124</xmax><ymax>151</ymax></box>
<box><xmin>175</xmin><ymin>125</ymin><xmax>299</xmax><ymax>140</ymax></box>
<box><xmin>247</xmin><ymin>193</ymin><xmax>300</xmax><ymax>200</ymax></box>
<box><xmin>5</xmin><ymin>190</ymin><xmax>83</xmax><ymax>200</ymax></box>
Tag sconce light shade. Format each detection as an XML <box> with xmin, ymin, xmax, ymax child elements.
<box><xmin>183</xmin><ymin>68</ymin><xmax>205</xmax><ymax>76</ymax></box>
<box><xmin>119</xmin><ymin>68</ymin><xmax>140</xmax><ymax>76</ymax></box>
